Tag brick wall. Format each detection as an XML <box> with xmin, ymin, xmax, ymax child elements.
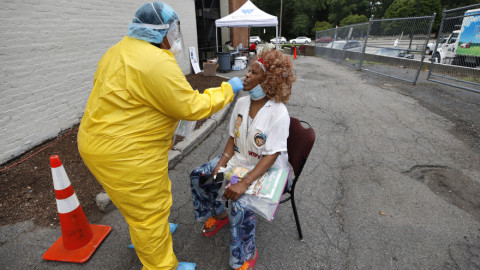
<box><xmin>0</xmin><ymin>1</ymin><xmax>197</xmax><ymax>164</ymax></box>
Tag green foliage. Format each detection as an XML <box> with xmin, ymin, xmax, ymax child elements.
<box><xmin>384</xmin><ymin>0</ymin><xmax>442</xmax><ymax>33</ymax></box>
<box><xmin>339</xmin><ymin>14</ymin><xmax>369</xmax><ymax>26</ymax></box>
<box><xmin>327</xmin><ymin>0</ymin><xmax>371</xmax><ymax>26</ymax></box>
<box><xmin>441</xmin><ymin>0</ymin><xmax>480</xmax><ymax>10</ymax></box>
<box><xmin>311</xmin><ymin>21</ymin><xmax>333</xmax><ymax>35</ymax></box>
<box><xmin>290</xmin><ymin>13</ymin><xmax>312</xmax><ymax>37</ymax></box>
<box><xmin>384</xmin><ymin>0</ymin><xmax>441</xmax><ymax>18</ymax></box>
<box><xmin>252</xmin><ymin>0</ymin><xmax>329</xmax><ymax>39</ymax></box>
<box><xmin>251</xmin><ymin>0</ymin><xmax>455</xmax><ymax>38</ymax></box>
<box><xmin>371</xmin><ymin>0</ymin><xmax>396</xmax><ymax>19</ymax></box>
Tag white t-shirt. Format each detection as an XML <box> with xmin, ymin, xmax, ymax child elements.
<box><xmin>227</xmin><ymin>96</ymin><xmax>290</xmax><ymax>169</ymax></box>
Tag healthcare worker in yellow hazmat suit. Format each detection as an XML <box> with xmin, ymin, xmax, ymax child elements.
<box><xmin>77</xmin><ymin>2</ymin><xmax>243</xmax><ymax>269</ymax></box>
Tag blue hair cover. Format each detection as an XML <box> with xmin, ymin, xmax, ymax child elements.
<box><xmin>127</xmin><ymin>2</ymin><xmax>179</xmax><ymax>44</ymax></box>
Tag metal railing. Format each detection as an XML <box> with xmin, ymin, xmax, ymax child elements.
<box><xmin>315</xmin><ymin>22</ymin><xmax>369</xmax><ymax>69</ymax></box>
<box><xmin>315</xmin><ymin>15</ymin><xmax>436</xmax><ymax>85</ymax></box>
<box><xmin>426</xmin><ymin>4</ymin><xmax>480</xmax><ymax>93</ymax></box>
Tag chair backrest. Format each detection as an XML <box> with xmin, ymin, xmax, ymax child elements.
<box><xmin>299</xmin><ymin>45</ymin><xmax>306</xmax><ymax>56</ymax></box>
<box><xmin>287</xmin><ymin>117</ymin><xmax>315</xmax><ymax>178</ymax></box>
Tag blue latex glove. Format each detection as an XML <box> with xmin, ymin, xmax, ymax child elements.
<box><xmin>177</xmin><ymin>262</ymin><xmax>196</xmax><ymax>270</ymax></box>
<box><xmin>227</xmin><ymin>77</ymin><xmax>243</xmax><ymax>94</ymax></box>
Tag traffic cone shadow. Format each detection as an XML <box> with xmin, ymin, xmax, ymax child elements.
<box><xmin>43</xmin><ymin>155</ymin><xmax>111</xmax><ymax>263</ymax></box>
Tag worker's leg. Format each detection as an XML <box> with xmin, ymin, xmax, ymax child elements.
<box><xmin>79</xmin><ymin>142</ymin><xmax>177</xmax><ymax>270</ymax></box>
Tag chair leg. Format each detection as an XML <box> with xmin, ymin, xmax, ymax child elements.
<box><xmin>290</xmin><ymin>193</ymin><xmax>303</xmax><ymax>240</ymax></box>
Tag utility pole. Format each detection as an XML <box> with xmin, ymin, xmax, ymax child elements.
<box><xmin>279</xmin><ymin>0</ymin><xmax>283</xmax><ymax>38</ymax></box>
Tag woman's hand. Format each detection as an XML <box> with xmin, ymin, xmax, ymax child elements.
<box><xmin>212</xmin><ymin>164</ymin><xmax>222</xmax><ymax>176</ymax></box>
<box><xmin>223</xmin><ymin>180</ymin><xmax>249</xmax><ymax>201</ymax></box>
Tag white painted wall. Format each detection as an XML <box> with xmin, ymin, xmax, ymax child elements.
<box><xmin>0</xmin><ymin>0</ymin><xmax>197</xmax><ymax>164</ymax></box>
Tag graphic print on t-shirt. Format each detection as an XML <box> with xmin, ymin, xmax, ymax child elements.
<box><xmin>234</xmin><ymin>113</ymin><xmax>243</xmax><ymax>153</ymax></box>
<box><xmin>254</xmin><ymin>133</ymin><xmax>266</xmax><ymax>148</ymax></box>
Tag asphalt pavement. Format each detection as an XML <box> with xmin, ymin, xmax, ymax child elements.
<box><xmin>1</xmin><ymin>55</ymin><xmax>479</xmax><ymax>270</ymax></box>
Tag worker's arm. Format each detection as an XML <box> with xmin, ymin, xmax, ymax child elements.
<box><xmin>132</xmin><ymin>50</ymin><xmax>235</xmax><ymax>121</ymax></box>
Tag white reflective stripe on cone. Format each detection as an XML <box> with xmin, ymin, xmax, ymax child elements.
<box><xmin>56</xmin><ymin>194</ymin><xmax>80</xmax><ymax>214</ymax></box>
<box><xmin>51</xmin><ymin>166</ymin><xmax>72</xmax><ymax>190</ymax></box>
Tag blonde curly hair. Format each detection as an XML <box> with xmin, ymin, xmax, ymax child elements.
<box><xmin>255</xmin><ymin>49</ymin><xmax>296</xmax><ymax>104</ymax></box>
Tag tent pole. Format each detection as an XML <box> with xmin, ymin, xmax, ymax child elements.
<box><xmin>275</xmin><ymin>26</ymin><xmax>279</xmax><ymax>50</ymax></box>
<box><xmin>216</xmin><ymin>26</ymin><xmax>218</xmax><ymax>53</ymax></box>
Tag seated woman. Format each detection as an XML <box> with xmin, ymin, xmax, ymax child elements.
<box><xmin>190</xmin><ymin>49</ymin><xmax>296</xmax><ymax>270</ymax></box>
<box><xmin>224</xmin><ymin>40</ymin><xmax>235</xmax><ymax>52</ymax></box>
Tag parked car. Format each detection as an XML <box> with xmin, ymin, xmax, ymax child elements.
<box><xmin>249</xmin><ymin>36</ymin><xmax>262</xmax><ymax>44</ymax></box>
<box><xmin>315</xmin><ymin>36</ymin><xmax>333</xmax><ymax>43</ymax></box>
<box><xmin>289</xmin><ymin>36</ymin><xmax>311</xmax><ymax>44</ymax></box>
<box><xmin>425</xmin><ymin>35</ymin><xmax>448</xmax><ymax>55</ymax></box>
<box><xmin>374</xmin><ymin>48</ymin><xmax>414</xmax><ymax>59</ymax></box>
<box><xmin>270</xmin><ymin>36</ymin><xmax>287</xmax><ymax>44</ymax></box>
<box><xmin>325</xmin><ymin>40</ymin><xmax>363</xmax><ymax>52</ymax></box>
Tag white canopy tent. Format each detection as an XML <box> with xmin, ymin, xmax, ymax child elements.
<box><xmin>215</xmin><ymin>0</ymin><xmax>279</xmax><ymax>52</ymax></box>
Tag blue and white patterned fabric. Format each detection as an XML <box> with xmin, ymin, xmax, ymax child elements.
<box><xmin>190</xmin><ymin>156</ymin><xmax>256</xmax><ymax>269</ymax></box>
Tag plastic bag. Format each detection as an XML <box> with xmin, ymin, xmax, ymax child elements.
<box><xmin>216</xmin><ymin>165</ymin><xmax>252</xmax><ymax>202</ymax></box>
<box><xmin>237</xmin><ymin>194</ymin><xmax>280</xmax><ymax>221</ymax></box>
<box><xmin>216</xmin><ymin>165</ymin><xmax>290</xmax><ymax>221</ymax></box>
<box><xmin>174</xmin><ymin>120</ymin><xmax>196</xmax><ymax>139</ymax></box>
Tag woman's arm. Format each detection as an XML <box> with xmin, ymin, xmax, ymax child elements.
<box><xmin>223</xmin><ymin>152</ymin><xmax>280</xmax><ymax>201</ymax></box>
<box><xmin>212</xmin><ymin>137</ymin><xmax>235</xmax><ymax>175</ymax></box>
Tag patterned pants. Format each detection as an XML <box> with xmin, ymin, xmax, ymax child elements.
<box><xmin>190</xmin><ymin>156</ymin><xmax>256</xmax><ymax>269</ymax></box>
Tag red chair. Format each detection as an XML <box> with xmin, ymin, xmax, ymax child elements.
<box><xmin>299</xmin><ymin>45</ymin><xmax>307</xmax><ymax>57</ymax></box>
<box><xmin>280</xmin><ymin>117</ymin><xmax>315</xmax><ymax>240</ymax></box>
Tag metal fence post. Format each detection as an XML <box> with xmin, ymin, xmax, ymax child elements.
<box><xmin>413</xmin><ymin>12</ymin><xmax>436</xmax><ymax>85</ymax></box>
<box><xmin>427</xmin><ymin>8</ymin><xmax>446</xmax><ymax>81</ymax></box>
<box><xmin>359</xmin><ymin>15</ymin><xmax>374</xmax><ymax>70</ymax></box>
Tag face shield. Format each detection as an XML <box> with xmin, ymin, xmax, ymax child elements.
<box><xmin>127</xmin><ymin>2</ymin><xmax>185</xmax><ymax>62</ymax></box>
<box><xmin>164</xmin><ymin>20</ymin><xmax>186</xmax><ymax>62</ymax></box>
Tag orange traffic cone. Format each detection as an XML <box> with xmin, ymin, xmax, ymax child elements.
<box><xmin>294</xmin><ymin>47</ymin><xmax>298</xmax><ymax>59</ymax></box>
<box><xmin>43</xmin><ymin>155</ymin><xmax>111</xmax><ymax>263</ymax></box>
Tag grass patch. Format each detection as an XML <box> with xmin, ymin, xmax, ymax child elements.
<box><xmin>360</xmin><ymin>60</ymin><xmax>382</xmax><ymax>65</ymax></box>
<box><xmin>344</xmin><ymin>58</ymin><xmax>361</xmax><ymax>64</ymax></box>
<box><xmin>462</xmin><ymin>76</ymin><xmax>480</xmax><ymax>83</ymax></box>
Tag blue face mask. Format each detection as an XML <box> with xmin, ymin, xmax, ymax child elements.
<box><xmin>248</xmin><ymin>84</ymin><xmax>266</xmax><ymax>100</ymax></box>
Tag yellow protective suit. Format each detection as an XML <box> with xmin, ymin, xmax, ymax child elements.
<box><xmin>78</xmin><ymin>36</ymin><xmax>234</xmax><ymax>270</ymax></box>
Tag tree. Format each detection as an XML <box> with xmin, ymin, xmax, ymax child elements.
<box><xmin>384</xmin><ymin>0</ymin><xmax>442</xmax><ymax>34</ymax></box>
<box><xmin>441</xmin><ymin>0</ymin><xmax>480</xmax><ymax>10</ymax></box>
<box><xmin>290</xmin><ymin>13</ymin><xmax>312</xmax><ymax>36</ymax></box>
<box><xmin>327</xmin><ymin>0</ymin><xmax>371</xmax><ymax>26</ymax></box>
<box><xmin>371</xmin><ymin>0</ymin><xmax>396</xmax><ymax>19</ymax></box>
<box><xmin>384</xmin><ymin>0</ymin><xmax>441</xmax><ymax>18</ymax></box>
<box><xmin>312</xmin><ymin>21</ymin><xmax>333</xmax><ymax>35</ymax></box>
<box><xmin>252</xmin><ymin>0</ymin><xmax>329</xmax><ymax>39</ymax></box>
<box><xmin>251</xmin><ymin>0</ymin><xmax>282</xmax><ymax>40</ymax></box>
<box><xmin>339</xmin><ymin>14</ymin><xmax>369</xmax><ymax>26</ymax></box>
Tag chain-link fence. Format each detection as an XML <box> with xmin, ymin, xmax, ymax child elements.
<box><xmin>427</xmin><ymin>4</ymin><xmax>480</xmax><ymax>93</ymax></box>
<box><xmin>361</xmin><ymin>16</ymin><xmax>435</xmax><ymax>84</ymax></box>
<box><xmin>315</xmin><ymin>15</ymin><xmax>435</xmax><ymax>84</ymax></box>
<box><xmin>315</xmin><ymin>23</ymin><xmax>369</xmax><ymax>69</ymax></box>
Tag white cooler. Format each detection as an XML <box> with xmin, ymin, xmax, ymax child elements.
<box><xmin>234</xmin><ymin>56</ymin><xmax>248</xmax><ymax>70</ymax></box>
